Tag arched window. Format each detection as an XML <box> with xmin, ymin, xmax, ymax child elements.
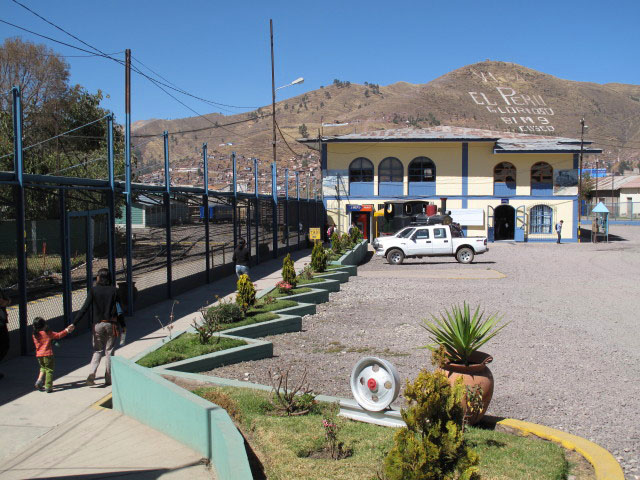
<box><xmin>349</xmin><ymin>157</ymin><xmax>374</xmax><ymax>196</ymax></box>
<box><xmin>378</xmin><ymin>157</ymin><xmax>403</xmax><ymax>196</ymax></box>
<box><xmin>494</xmin><ymin>162</ymin><xmax>516</xmax><ymax>196</ymax></box>
<box><xmin>378</xmin><ymin>157</ymin><xmax>403</xmax><ymax>182</ymax></box>
<box><xmin>529</xmin><ymin>204</ymin><xmax>553</xmax><ymax>234</ymax></box>
<box><xmin>531</xmin><ymin>162</ymin><xmax>553</xmax><ymax>196</ymax></box>
<box><xmin>408</xmin><ymin>157</ymin><xmax>436</xmax><ymax>195</ymax></box>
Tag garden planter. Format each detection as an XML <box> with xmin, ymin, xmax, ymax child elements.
<box><xmin>439</xmin><ymin>351</ymin><xmax>494</xmax><ymax>424</ymax></box>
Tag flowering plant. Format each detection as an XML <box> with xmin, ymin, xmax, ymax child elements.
<box><xmin>276</xmin><ymin>281</ymin><xmax>293</xmax><ymax>294</ymax></box>
<box><xmin>322</xmin><ymin>419</ymin><xmax>339</xmax><ymax>459</ymax></box>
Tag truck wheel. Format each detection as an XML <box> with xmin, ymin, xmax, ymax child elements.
<box><xmin>387</xmin><ymin>249</ymin><xmax>404</xmax><ymax>265</ymax></box>
<box><xmin>456</xmin><ymin>247</ymin><xmax>474</xmax><ymax>264</ymax></box>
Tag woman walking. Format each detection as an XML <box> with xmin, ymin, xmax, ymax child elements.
<box><xmin>232</xmin><ymin>237</ymin><xmax>251</xmax><ymax>277</ymax></box>
<box><xmin>73</xmin><ymin>268</ymin><xmax>119</xmax><ymax>386</ymax></box>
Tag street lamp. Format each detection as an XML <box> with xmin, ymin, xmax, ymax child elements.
<box><xmin>270</xmin><ymin>19</ymin><xmax>303</xmax><ymax>168</ymax></box>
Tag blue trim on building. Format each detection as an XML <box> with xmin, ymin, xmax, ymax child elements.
<box><xmin>349</xmin><ymin>182</ymin><xmax>374</xmax><ymax>197</ymax></box>
<box><xmin>461</xmin><ymin>142</ymin><xmax>468</xmax><ymax>208</ymax></box>
<box><xmin>581</xmin><ymin>219</ymin><xmax>640</xmax><ymax>225</ymax></box>
<box><xmin>531</xmin><ymin>183</ymin><xmax>554</xmax><ymax>196</ymax></box>
<box><xmin>324</xmin><ymin>194</ymin><xmax>576</xmax><ymax>201</ymax></box>
<box><xmin>527</xmin><ymin>238</ymin><xmax>578</xmax><ymax>243</ymax></box>
<box><xmin>379</xmin><ymin>182</ymin><xmax>403</xmax><ymax>196</ymax></box>
<box><xmin>494</xmin><ymin>182</ymin><xmax>516</xmax><ymax>196</ymax></box>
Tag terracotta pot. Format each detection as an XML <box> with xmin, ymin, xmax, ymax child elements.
<box><xmin>439</xmin><ymin>351</ymin><xmax>494</xmax><ymax>425</ymax></box>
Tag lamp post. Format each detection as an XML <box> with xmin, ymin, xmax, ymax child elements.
<box><xmin>270</xmin><ymin>18</ymin><xmax>303</xmax><ymax>168</ymax></box>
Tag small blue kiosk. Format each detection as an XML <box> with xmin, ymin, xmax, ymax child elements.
<box><xmin>591</xmin><ymin>202</ymin><xmax>609</xmax><ymax>243</ymax></box>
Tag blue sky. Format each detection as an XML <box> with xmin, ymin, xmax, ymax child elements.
<box><xmin>1</xmin><ymin>0</ymin><xmax>639</xmax><ymax>123</ymax></box>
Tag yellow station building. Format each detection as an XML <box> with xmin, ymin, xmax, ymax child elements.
<box><xmin>303</xmin><ymin>126</ymin><xmax>600</xmax><ymax>243</ymax></box>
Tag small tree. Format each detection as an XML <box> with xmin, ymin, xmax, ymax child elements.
<box><xmin>350</xmin><ymin>226</ymin><xmax>363</xmax><ymax>243</ymax></box>
<box><xmin>281</xmin><ymin>253</ymin><xmax>297</xmax><ymax>287</ymax></box>
<box><xmin>341</xmin><ymin>232</ymin><xmax>353</xmax><ymax>250</ymax></box>
<box><xmin>311</xmin><ymin>240</ymin><xmax>328</xmax><ymax>272</ymax></box>
<box><xmin>236</xmin><ymin>274</ymin><xmax>256</xmax><ymax>313</ymax></box>
<box><xmin>298</xmin><ymin>123</ymin><xmax>309</xmax><ymax>138</ymax></box>
<box><xmin>331</xmin><ymin>232</ymin><xmax>341</xmax><ymax>254</ymax></box>
<box><xmin>384</xmin><ymin>369</ymin><xmax>480</xmax><ymax>480</ymax></box>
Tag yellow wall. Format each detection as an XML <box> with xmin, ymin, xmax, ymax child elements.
<box><xmin>327</xmin><ymin>142</ymin><xmax>462</xmax><ymax>196</ymax></box>
<box><xmin>328</xmin><ymin>141</ymin><xmax>574</xmax><ymax>197</ymax></box>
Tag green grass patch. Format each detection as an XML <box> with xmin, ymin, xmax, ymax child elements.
<box><xmin>271</xmin><ymin>287</ymin><xmax>312</xmax><ymax>298</ymax></box>
<box><xmin>0</xmin><ymin>254</ymin><xmax>84</xmax><ymax>286</ymax></box>
<box><xmin>193</xmin><ymin>386</ymin><xmax>570</xmax><ymax>480</ymax></box>
<box><xmin>136</xmin><ymin>334</ymin><xmax>246</xmax><ymax>368</ymax></box>
<box><xmin>297</xmin><ymin>276</ymin><xmax>326</xmax><ymax>285</ymax></box>
<box><xmin>326</xmin><ymin>264</ymin><xmax>345</xmax><ymax>270</ymax></box>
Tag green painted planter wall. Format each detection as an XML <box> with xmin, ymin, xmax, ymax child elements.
<box><xmin>111</xmin><ymin>357</ymin><xmax>253</xmax><ymax>480</ymax></box>
<box><xmin>220</xmin><ymin>314</ymin><xmax>304</xmax><ymax>339</ymax></box>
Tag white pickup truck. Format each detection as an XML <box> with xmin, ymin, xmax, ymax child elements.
<box><xmin>372</xmin><ymin>224</ymin><xmax>488</xmax><ymax>265</ymax></box>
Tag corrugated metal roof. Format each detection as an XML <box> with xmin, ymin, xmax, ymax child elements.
<box><xmin>589</xmin><ymin>175</ymin><xmax>640</xmax><ymax>190</ymax></box>
<box><xmin>302</xmin><ymin>126</ymin><xmax>601</xmax><ymax>153</ymax></box>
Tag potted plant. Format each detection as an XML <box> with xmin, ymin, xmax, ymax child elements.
<box><xmin>421</xmin><ymin>302</ymin><xmax>508</xmax><ymax>423</ymax></box>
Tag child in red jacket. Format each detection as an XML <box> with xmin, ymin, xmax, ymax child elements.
<box><xmin>32</xmin><ymin>317</ymin><xmax>74</xmax><ymax>393</ymax></box>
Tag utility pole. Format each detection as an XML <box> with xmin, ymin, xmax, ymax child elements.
<box><xmin>270</xmin><ymin>19</ymin><xmax>277</xmax><ymax>168</ymax></box>
<box><xmin>577</xmin><ymin>117</ymin><xmax>586</xmax><ymax>242</ymax></box>
<box><xmin>595</xmin><ymin>158</ymin><xmax>599</xmax><ymax>204</ymax></box>
<box><xmin>125</xmin><ymin>48</ymin><xmax>133</xmax><ymax>314</ymax></box>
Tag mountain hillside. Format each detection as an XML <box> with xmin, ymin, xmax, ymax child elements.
<box><xmin>132</xmin><ymin>61</ymin><xmax>640</xmax><ymax>191</ymax></box>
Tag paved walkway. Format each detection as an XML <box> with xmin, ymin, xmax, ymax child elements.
<box><xmin>0</xmin><ymin>249</ymin><xmax>312</xmax><ymax>479</ymax></box>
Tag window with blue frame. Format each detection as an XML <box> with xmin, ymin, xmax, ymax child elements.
<box><xmin>494</xmin><ymin>162</ymin><xmax>516</xmax><ymax>196</ymax></box>
<box><xmin>349</xmin><ymin>157</ymin><xmax>374</xmax><ymax>196</ymax></box>
<box><xmin>531</xmin><ymin>162</ymin><xmax>553</xmax><ymax>196</ymax></box>
<box><xmin>378</xmin><ymin>157</ymin><xmax>403</xmax><ymax>196</ymax></box>
<box><xmin>408</xmin><ymin>157</ymin><xmax>436</xmax><ymax>195</ymax></box>
<box><xmin>529</xmin><ymin>204</ymin><xmax>553</xmax><ymax>234</ymax></box>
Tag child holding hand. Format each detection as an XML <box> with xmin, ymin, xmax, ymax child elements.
<box><xmin>32</xmin><ymin>317</ymin><xmax>74</xmax><ymax>393</ymax></box>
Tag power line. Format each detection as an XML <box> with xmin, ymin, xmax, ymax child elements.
<box><xmin>131</xmin><ymin>113</ymin><xmax>272</xmax><ymax>138</ymax></box>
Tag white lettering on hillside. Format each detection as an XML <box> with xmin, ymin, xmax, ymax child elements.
<box><xmin>467</xmin><ymin>70</ymin><xmax>556</xmax><ymax>131</ymax></box>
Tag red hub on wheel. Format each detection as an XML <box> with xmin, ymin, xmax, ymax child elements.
<box><xmin>367</xmin><ymin>378</ymin><xmax>377</xmax><ymax>391</ymax></box>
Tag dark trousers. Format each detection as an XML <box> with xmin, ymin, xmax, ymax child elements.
<box><xmin>0</xmin><ymin>324</ymin><xmax>9</xmax><ymax>363</ymax></box>
<box><xmin>557</xmin><ymin>232</ymin><xmax>561</xmax><ymax>243</ymax></box>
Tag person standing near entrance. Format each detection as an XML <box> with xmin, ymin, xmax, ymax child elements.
<box><xmin>233</xmin><ymin>237</ymin><xmax>251</xmax><ymax>277</ymax></box>
<box><xmin>73</xmin><ymin>268</ymin><xmax>119</xmax><ymax>386</ymax></box>
<box><xmin>555</xmin><ymin>220</ymin><xmax>563</xmax><ymax>243</ymax></box>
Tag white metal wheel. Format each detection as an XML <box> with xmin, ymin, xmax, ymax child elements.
<box><xmin>350</xmin><ymin>357</ymin><xmax>401</xmax><ymax>412</ymax></box>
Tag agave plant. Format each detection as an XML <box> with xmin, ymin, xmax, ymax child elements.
<box><xmin>422</xmin><ymin>303</ymin><xmax>508</xmax><ymax>365</ymax></box>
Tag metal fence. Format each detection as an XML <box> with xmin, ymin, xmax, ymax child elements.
<box><xmin>0</xmin><ymin>87</ymin><xmax>325</xmax><ymax>358</ymax></box>
<box><xmin>581</xmin><ymin>201</ymin><xmax>640</xmax><ymax>220</ymax></box>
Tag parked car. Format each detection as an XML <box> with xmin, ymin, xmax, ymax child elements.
<box><xmin>372</xmin><ymin>224</ymin><xmax>488</xmax><ymax>265</ymax></box>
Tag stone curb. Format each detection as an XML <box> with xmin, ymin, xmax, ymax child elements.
<box><xmin>497</xmin><ymin>418</ymin><xmax>625</xmax><ymax>480</ymax></box>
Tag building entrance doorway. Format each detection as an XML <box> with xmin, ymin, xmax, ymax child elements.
<box><xmin>494</xmin><ymin>205</ymin><xmax>515</xmax><ymax>241</ymax></box>
<box><xmin>351</xmin><ymin>211</ymin><xmax>370</xmax><ymax>240</ymax></box>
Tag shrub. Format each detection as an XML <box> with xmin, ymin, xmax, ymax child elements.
<box><xmin>192</xmin><ymin>309</ymin><xmax>221</xmax><ymax>345</ymax></box>
<box><xmin>421</xmin><ymin>302</ymin><xmax>508</xmax><ymax>365</ymax></box>
<box><xmin>311</xmin><ymin>241</ymin><xmax>328</xmax><ymax>272</ymax></box>
<box><xmin>341</xmin><ymin>232</ymin><xmax>353</xmax><ymax>250</ymax></box>
<box><xmin>384</xmin><ymin>369</ymin><xmax>480</xmax><ymax>480</ymax></box>
<box><xmin>276</xmin><ymin>281</ymin><xmax>293</xmax><ymax>295</ymax></box>
<box><xmin>206</xmin><ymin>297</ymin><xmax>244</xmax><ymax>325</ymax></box>
<box><xmin>350</xmin><ymin>226</ymin><xmax>363</xmax><ymax>243</ymax></box>
<box><xmin>268</xmin><ymin>366</ymin><xmax>317</xmax><ymax>416</ymax></box>
<box><xmin>331</xmin><ymin>232</ymin><xmax>341</xmax><ymax>254</ymax></box>
<box><xmin>282</xmin><ymin>253</ymin><xmax>297</xmax><ymax>287</ymax></box>
<box><xmin>299</xmin><ymin>264</ymin><xmax>314</xmax><ymax>281</ymax></box>
<box><xmin>236</xmin><ymin>274</ymin><xmax>256</xmax><ymax>313</ymax></box>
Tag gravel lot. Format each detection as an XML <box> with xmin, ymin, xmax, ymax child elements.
<box><xmin>208</xmin><ymin>226</ymin><xmax>640</xmax><ymax>478</ymax></box>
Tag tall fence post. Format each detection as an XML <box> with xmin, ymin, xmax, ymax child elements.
<box><xmin>124</xmin><ymin>49</ymin><xmax>134</xmax><ymax>315</ymax></box>
<box><xmin>313</xmin><ymin>178</ymin><xmax>318</xmax><ymax>228</ymax></box>
<box><xmin>284</xmin><ymin>168</ymin><xmax>289</xmax><ymax>251</ymax></box>
<box><xmin>203</xmin><ymin>143</ymin><xmax>210</xmax><ymax>283</ymax></box>
<box><xmin>232</xmin><ymin>152</ymin><xmax>238</xmax><ymax>248</ymax></box>
<box><xmin>59</xmin><ymin>189</ymin><xmax>71</xmax><ymax>326</ymax></box>
<box><xmin>107</xmin><ymin>114</ymin><xmax>116</xmax><ymax>280</ymax></box>
<box><xmin>163</xmin><ymin>131</ymin><xmax>172</xmax><ymax>298</ymax></box>
<box><xmin>296</xmin><ymin>171</ymin><xmax>300</xmax><ymax>249</ymax></box>
<box><xmin>12</xmin><ymin>87</ymin><xmax>28</xmax><ymax>354</ymax></box>
<box><xmin>254</xmin><ymin>158</ymin><xmax>260</xmax><ymax>264</ymax></box>
<box><xmin>272</xmin><ymin>162</ymin><xmax>277</xmax><ymax>258</ymax></box>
